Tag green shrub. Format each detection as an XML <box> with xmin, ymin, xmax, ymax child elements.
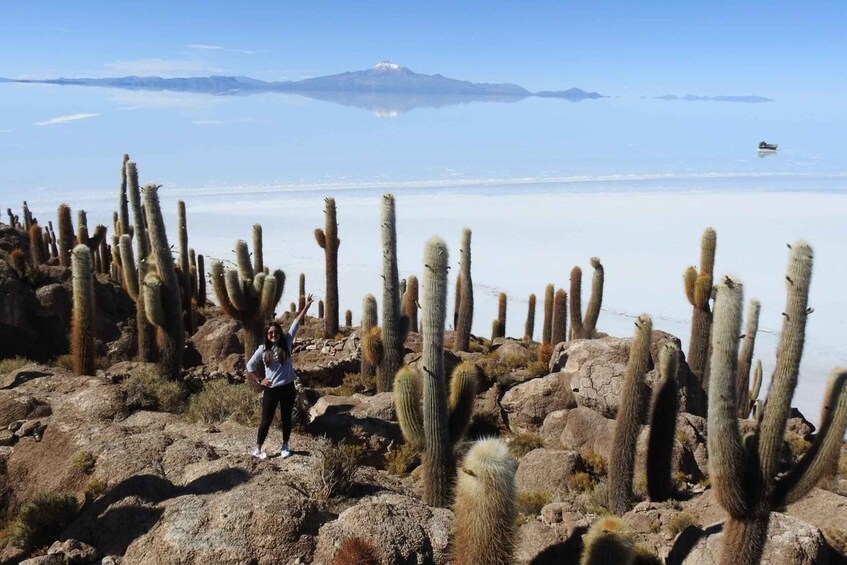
<box><xmin>1</xmin><ymin>491</ymin><xmax>78</xmax><ymax>552</ymax></box>
<box><xmin>0</xmin><ymin>356</ymin><xmax>32</xmax><ymax>375</ymax></box>
<box><xmin>385</xmin><ymin>442</ymin><xmax>419</xmax><ymax>476</ymax></box>
<box><xmin>121</xmin><ymin>366</ymin><xmax>187</xmax><ymax>414</ymax></box>
<box><xmin>517</xmin><ymin>490</ymin><xmax>551</xmax><ymax>517</ymax></box>
<box><xmin>186</xmin><ymin>379</ymin><xmax>260</xmax><ymax>425</ymax></box>
<box><xmin>312</xmin><ymin>437</ymin><xmax>361</xmax><ymax>500</ymax></box>
<box><xmin>667</xmin><ymin>512</ymin><xmax>701</xmax><ymax>537</ymax></box>
<box><xmin>508</xmin><ymin>431</ymin><xmax>545</xmax><ymax>458</ymax></box>
<box><xmin>71</xmin><ymin>451</ymin><xmax>96</xmax><ymax>475</ymax></box>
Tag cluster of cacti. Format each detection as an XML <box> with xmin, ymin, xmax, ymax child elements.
<box><xmin>707</xmin><ymin>242</ymin><xmax>847</xmax><ymax>565</ymax></box>
<box><xmin>141</xmin><ymin>185</ymin><xmax>185</xmax><ymax>380</ymax></box>
<box><xmin>393</xmin><ymin>237</ymin><xmax>477</xmax><ymax>506</ymax></box>
<box><xmin>541</xmin><ymin>283</ymin><xmax>554</xmax><ymax>344</ymax></box>
<box><xmin>452</xmin><ymin>438</ymin><xmax>517</xmax><ymax>565</ymax></box>
<box><xmin>209</xmin><ymin>228</ymin><xmax>285</xmax><ymax>359</ymax></box>
<box><xmin>315</xmin><ymin>197</ymin><xmax>340</xmax><ymax>338</ymax></box>
<box><xmin>454</xmin><ymin>227</ymin><xmax>474</xmax><ymax>351</ymax></box>
<box><xmin>71</xmin><ymin>245</ymin><xmax>96</xmax><ymax>376</ymax></box>
<box><xmin>523</xmin><ymin>293</ymin><xmax>536</xmax><ymax>341</ymax></box>
<box><xmin>684</xmin><ymin>227</ymin><xmax>716</xmax><ymax>388</ymax></box>
<box><xmin>378</xmin><ymin>194</ymin><xmax>410</xmax><ymax>391</ymax></box>
<box><xmin>570</xmin><ymin>257</ymin><xmax>604</xmax><ymax>339</ymax></box>
<box><xmin>490</xmin><ymin>292</ymin><xmax>507</xmax><ymax>341</ymax></box>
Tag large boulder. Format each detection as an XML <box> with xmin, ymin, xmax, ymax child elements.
<box><xmin>515</xmin><ymin>448</ymin><xmax>583</xmax><ymax>497</ymax></box>
<box><xmin>188</xmin><ymin>316</ymin><xmax>243</xmax><ymax>366</ymax></box>
<box><xmin>501</xmin><ymin>371</ymin><xmax>576</xmax><ymax>432</ymax></box>
<box><xmin>313</xmin><ymin>493</ymin><xmax>453</xmax><ymax>565</ymax></box>
<box><xmin>306</xmin><ymin>394</ymin><xmax>401</xmax><ymax>460</ymax></box>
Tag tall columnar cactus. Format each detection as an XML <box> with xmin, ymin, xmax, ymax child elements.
<box><xmin>126</xmin><ymin>160</ymin><xmax>155</xmax><ymax>361</ymax></box>
<box><xmin>402</xmin><ymin>274</ymin><xmax>419</xmax><ymax>333</ymax></box>
<box><xmin>541</xmin><ymin>283</ymin><xmax>554</xmax><ymax>344</ymax></box>
<box><xmin>453</xmin><ymin>273</ymin><xmax>462</xmax><ymax>329</ymax></box>
<box><xmin>197</xmin><ymin>254</ymin><xmax>206</xmax><ymax>306</ymax></box>
<box><xmin>315</xmin><ymin>197</ymin><xmax>340</xmax><ymax>338</ymax></box>
<box><xmin>607</xmin><ymin>314</ymin><xmax>652</xmax><ymax>515</ymax></box>
<box><xmin>71</xmin><ymin>245</ymin><xmax>96</xmax><ymax>376</ymax></box>
<box><xmin>524</xmin><ymin>293</ymin><xmax>536</xmax><ymax>341</ymax></box>
<box><xmin>735</xmin><ymin>299</ymin><xmax>761</xmax><ymax>417</ymax></box>
<box><xmin>646</xmin><ymin>343</ymin><xmax>680</xmax><ymax>502</ymax></box>
<box><xmin>252</xmin><ymin>223</ymin><xmax>263</xmax><ymax>274</ymax></box>
<box><xmin>29</xmin><ymin>224</ymin><xmax>46</xmax><ymax>266</ymax></box>
<box><xmin>454</xmin><ymin>227</ymin><xmax>474</xmax><ymax>352</ymax></box>
<box><xmin>22</xmin><ymin>201</ymin><xmax>33</xmax><ymax>231</ymax></box>
<box><xmin>98</xmin><ymin>234</ymin><xmax>110</xmax><ymax>275</ymax></box>
<box><xmin>142</xmin><ymin>185</ymin><xmax>184</xmax><ymax>380</ymax></box>
<box><xmin>118</xmin><ymin>153</ymin><xmax>132</xmax><ymax>238</ymax></box>
<box><xmin>57</xmin><ymin>204</ymin><xmax>74</xmax><ymax>267</ymax></box>
<box><xmin>176</xmin><ymin>200</ymin><xmax>196</xmax><ymax>335</ymax></box>
<box><xmin>393</xmin><ymin>238</ymin><xmax>477</xmax><ymax>507</ymax></box>
<box><xmin>684</xmin><ymin>227</ymin><xmax>716</xmax><ymax>388</ymax></box>
<box><xmin>452</xmin><ymin>438</ymin><xmax>518</xmax><ymax>565</ymax></box>
<box><xmin>344</xmin><ymin>309</ymin><xmax>352</xmax><ymax>327</ymax></box>
<box><xmin>378</xmin><ymin>194</ymin><xmax>408</xmax><ymax>391</ymax></box>
<box><xmin>360</xmin><ymin>294</ymin><xmax>380</xmax><ymax>377</ymax></box>
<box><xmin>580</xmin><ymin>516</ymin><xmax>636</xmax><ymax>565</ymax></box>
<box><xmin>210</xmin><ymin>231</ymin><xmax>285</xmax><ymax>360</ymax></box>
<box><xmin>708</xmin><ymin>242</ymin><xmax>847</xmax><ymax>565</ymax></box>
<box><xmin>298</xmin><ymin>273</ymin><xmax>306</xmax><ymax>311</ymax></box>
<box><xmin>571</xmin><ymin>257</ymin><xmax>604</xmax><ymax>339</ymax></box>
<box><xmin>551</xmin><ymin>288</ymin><xmax>568</xmax><ymax>345</ymax></box>
<box><xmin>490</xmin><ymin>292</ymin><xmax>507</xmax><ymax>340</ymax></box>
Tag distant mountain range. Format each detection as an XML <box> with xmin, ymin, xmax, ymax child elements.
<box><xmin>3</xmin><ymin>62</ymin><xmax>603</xmax><ymax>114</ymax></box>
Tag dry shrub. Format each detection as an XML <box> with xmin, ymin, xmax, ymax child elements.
<box><xmin>84</xmin><ymin>478</ymin><xmax>108</xmax><ymax>503</ymax></box>
<box><xmin>508</xmin><ymin>431</ymin><xmax>545</xmax><ymax>458</ymax></box>
<box><xmin>121</xmin><ymin>365</ymin><xmax>187</xmax><ymax>414</ymax></box>
<box><xmin>572</xmin><ymin>481</ymin><xmax>609</xmax><ymax>515</ymax></box>
<box><xmin>0</xmin><ymin>356</ymin><xmax>32</xmax><ymax>375</ymax></box>
<box><xmin>785</xmin><ymin>432</ymin><xmax>812</xmax><ymax>460</ymax></box>
<box><xmin>1</xmin><ymin>491</ymin><xmax>78</xmax><ymax>552</ymax></box>
<box><xmin>70</xmin><ymin>451</ymin><xmax>96</xmax><ymax>475</ymax></box>
<box><xmin>312</xmin><ymin>438</ymin><xmax>361</xmax><ymax>500</ymax></box>
<box><xmin>580</xmin><ymin>448</ymin><xmax>608</xmax><ymax>477</ymax></box>
<box><xmin>186</xmin><ymin>379</ymin><xmax>259</xmax><ymax>425</ymax></box>
<box><xmin>500</xmin><ymin>352</ymin><xmax>528</xmax><ymax>370</ymax></box>
<box><xmin>567</xmin><ymin>471</ymin><xmax>594</xmax><ymax>493</ymax></box>
<box><xmin>667</xmin><ymin>512</ymin><xmax>701</xmax><ymax>537</ymax></box>
<box><xmin>537</xmin><ymin>343</ymin><xmax>554</xmax><ymax>364</ymax></box>
<box><xmin>526</xmin><ymin>360</ymin><xmax>549</xmax><ymax>377</ymax></box>
<box><xmin>385</xmin><ymin>442</ymin><xmax>419</xmax><ymax>476</ymax></box>
<box><xmin>332</xmin><ymin>536</ymin><xmax>381</xmax><ymax>565</ymax></box>
<box><xmin>517</xmin><ymin>490</ymin><xmax>551</xmax><ymax>517</ymax></box>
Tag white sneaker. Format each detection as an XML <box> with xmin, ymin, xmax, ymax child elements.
<box><xmin>280</xmin><ymin>444</ymin><xmax>292</xmax><ymax>459</ymax></box>
<box><xmin>251</xmin><ymin>448</ymin><xmax>268</xmax><ymax>460</ymax></box>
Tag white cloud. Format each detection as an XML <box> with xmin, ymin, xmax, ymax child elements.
<box><xmin>0</xmin><ymin>129</ymin><xmax>11</xmax><ymax>133</ymax></box>
<box><xmin>34</xmin><ymin>113</ymin><xmax>98</xmax><ymax>126</ymax></box>
<box><xmin>193</xmin><ymin>119</ymin><xmax>225</xmax><ymax>125</ymax></box>
<box><xmin>105</xmin><ymin>58</ymin><xmax>226</xmax><ymax>77</ymax></box>
<box><xmin>188</xmin><ymin>44</ymin><xmax>254</xmax><ymax>55</ymax></box>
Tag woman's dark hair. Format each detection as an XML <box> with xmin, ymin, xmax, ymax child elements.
<box><xmin>262</xmin><ymin>321</ymin><xmax>290</xmax><ymax>365</ymax></box>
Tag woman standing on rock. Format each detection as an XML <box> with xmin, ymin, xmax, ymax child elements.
<box><xmin>247</xmin><ymin>293</ymin><xmax>314</xmax><ymax>460</ymax></box>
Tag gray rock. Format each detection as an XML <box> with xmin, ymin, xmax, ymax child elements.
<box><xmin>48</xmin><ymin>538</ymin><xmax>99</xmax><ymax>563</ymax></box>
<box><xmin>501</xmin><ymin>371</ymin><xmax>576</xmax><ymax>432</ymax></box>
<box><xmin>515</xmin><ymin>448</ymin><xmax>583</xmax><ymax>497</ymax></box>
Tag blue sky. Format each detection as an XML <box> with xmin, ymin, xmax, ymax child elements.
<box><xmin>2</xmin><ymin>1</ymin><xmax>846</xmax><ymax>96</ymax></box>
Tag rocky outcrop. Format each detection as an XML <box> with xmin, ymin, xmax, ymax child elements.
<box><xmin>501</xmin><ymin>371</ymin><xmax>576</xmax><ymax>432</ymax></box>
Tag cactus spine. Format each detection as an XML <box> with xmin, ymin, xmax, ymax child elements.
<box><xmin>571</xmin><ymin>258</ymin><xmax>604</xmax><ymax>339</ymax></box>
<box><xmin>452</xmin><ymin>438</ymin><xmax>517</xmax><ymax>565</ymax></box>
<box><xmin>646</xmin><ymin>343</ymin><xmax>680</xmax><ymax>502</ymax></box>
<box><xmin>551</xmin><ymin>288</ymin><xmax>568</xmax><ymax>345</ymax></box>
<box><xmin>71</xmin><ymin>245</ymin><xmax>96</xmax><ymax>376</ymax></box>
<box><xmin>142</xmin><ymin>185</ymin><xmax>184</xmax><ymax>380</ymax></box>
<box><xmin>378</xmin><ymin>194</ymin><xmax>407</xmax><ymax>391</ymax></box>
<box><xmin>210</xmin><ymin>229</ymin><xmax>285</xmax><ymax>359</ymax></box>
<box><xmin>685</xmin><ymin>227</ymin><xmax>716</xmax><ymax>389</ymax></box>
<box><xmin>608</xmin><ymin>314</ymin><xmax>653</xmax><ymax>515</ymax></box>
<box><xmin>735</xmin><ymin>299</ymin><xmax>761</xmax><ymax>417</ymax></box>
<box><xmin>707</xmin><ymin>242</ymin><xmax>847</xmax><ymax>565</ymax></box>
<box><xmin>402</xmin><ymin>274</ymin><xmax>419</xmax><ymax>333</ymax></box>
<box><xmin>315</xmin><ymin>197</ymin><xmax>339</xmax><ymax>338</ymax></box>
<box><xmin>541</xmin><ymin>283</ymin><xmax>554</xmax><ymax>344</ymax></box>
<box><xmin>454</xmin><ymin>227</ymin><xmax>474</xmax><ymax>351</ymax></box>
<box><xmin>524</xmin><ymin>293</ymin><xmax>536</xmax><ymax>341</ymax></box>
<box><xmin>580</xmin><ymin>516</ymin><xmax>636</xmax><ymax>565</ymax></box>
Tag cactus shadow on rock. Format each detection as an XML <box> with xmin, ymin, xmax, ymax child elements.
<box><xmin>528</xmin><ymin>525</ymin><xmax>587</xmax><ymax>564</ymax></box>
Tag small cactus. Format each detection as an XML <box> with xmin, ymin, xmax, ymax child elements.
<box><xmin>452</xmin><ymin>438</ymin><xmax>517</xmax><ymax>565</ymax></box>
<box><xmin>402</xmin><ymin>274</ymin><xmax>419</xmax><ymax>333</ymax></box>
<box><xmin>331</xmin><ymin>536</ymin><xmax>381</xmax><ymax>565</ymax></box>
<box><xmin>524</xmin><ymin>293</ymin><xmax>536</xmax><ymax>341</ymax></box>
<box><xmin>580</xmin><ymin>516</ymin><xmax>636</xmax><ymax>565</ymax></box>
<box><xmin>541</xmin><ymin>283</ymin><xmax>554</xmax><ymax>344</ymax></box>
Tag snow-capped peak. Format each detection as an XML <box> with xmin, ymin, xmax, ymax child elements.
<box><xmin>372</xmin><ymin>61</ymin><xmax>404</xmax><ymax>72</ymax></box>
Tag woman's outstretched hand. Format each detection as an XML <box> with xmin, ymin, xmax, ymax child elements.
<box><xmin>305</xmin><ymin>293</ymin><xmax>315</xmax><ymax>309</ymax></box>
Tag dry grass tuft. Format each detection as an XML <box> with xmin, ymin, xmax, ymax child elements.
<box><xmin>0</xmin><ymin>491</ymin><xmax>78</xmax><ymax>552</ymax></box>
<box><xmin>186</xmin><ymin>379</ymin><xmax>259</xmax><ymax>425</ymax></box>
<box><xmin>385</xmin><ymin>442</ymin><xmax>419</xmax><ymax>476</ymax></box>
<box><xmin>508</xmin><ymin>431</ymin><xmax>545</xmax><ymax>458</ymax></box>
<box><xmin>70</xmin><ymin>451</ymin><xmax>96</xmax><ymax>475</ymax></box>
<box><xmin>311</xmin><ymin>437</ymin><xmax>362</xmax><ymax>500</ymax></box>
<box><xmin>667</xmin><ymin>512</ymin><xmax>701</xmax><ymax>537</ymax></box>
<box><xmin>121</xmin><ymin>366</ymin><xmax>187</xmax><ymax>414</ymax></box>
<box><xmin>0</xmin><ymin>356</ymin><xmax>32</xmax><ymax>375</ymax></box>
<box><xmin>517</xmin><ymin>490</ymin><xmax>552</xmax><ymax>518</ymax></box>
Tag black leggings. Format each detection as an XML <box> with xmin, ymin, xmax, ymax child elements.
<box><xmin>256</xmin><ymin>382</ymin><xmax>296</xmax><ymax>446</ymax></box>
